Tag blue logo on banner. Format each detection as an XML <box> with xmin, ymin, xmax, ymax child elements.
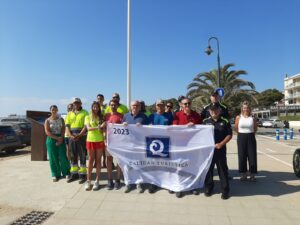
<box><xmin>146</xmin><ymin>137</ymin><xmax>170</xmax><ymax>158</ymax></box>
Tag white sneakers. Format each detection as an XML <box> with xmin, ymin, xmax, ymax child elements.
<box><xmin>93</xmin><ymin>180</ymin><xmax>100</xmax><ymax>191</ymax></box>
<box><xmin>85</xmin><ymin>180</ymin><xmax>100</xmax><ymax>191</ymax></box>
<box><xmin>85</xmin><ymin>180</ymin><xmax>92</xmax><ymax>191</ymax></box>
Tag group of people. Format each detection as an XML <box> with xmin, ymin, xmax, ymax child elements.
<box><xmin>44</xmin><ymin>91</ymin><xmax>258</xmax><ymax>200</ymax></box>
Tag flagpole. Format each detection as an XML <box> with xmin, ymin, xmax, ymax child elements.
<box><xmin>127</xmin><ymin>0</ymin><xmax>131</xmax><ymax>107</ymax></box>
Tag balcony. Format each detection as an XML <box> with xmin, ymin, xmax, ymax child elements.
<box><xmin>286</xmin><ymin>92</ymin><xmax>300</xmax><ymax>99</ymax></box>
<box><xmin>285</xmin><ymin>82</ymin><xmax>300</xmax><ymax>90</ymax></box>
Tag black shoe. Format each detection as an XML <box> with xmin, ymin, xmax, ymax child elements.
<box><xmin>106</xmin><ymin>180</ymin><xmax>114</xmax><ymax>190</ymax></box>
<box><xmin>78</xmin><ymin>174</ymin><xmax>87</xmax><ymax>184</ymax></box>
<box><xmin>124</xmin><ymin>185</ymin><xmax>132</xmax><ymax>193</ymax></box>
<box><xmin>67</xmin><ymin>174</ymin><xmax>79</xmax><ymax>183</ymax></box>
<box><xmin>192</xmin><ymin>189</ymin><xmax>200</xmax><ymax>195</ymax></box>
<box><xmin>168</xmin><ymin>190</ymin><xmax>174</xmax><ymax>194</ymax></box>
<box><xmin>136</xmin><ymin>183</ymin><xmax>144</xmax><ymax>193</ymax></box>
<box><xmin>114</xmin><ymin>180</ymin><xmax>121</xmax><ymax>190</ymax></box>
<box><xmin>148</xmin><ymin>184</ymin><xmax>157</xmax><ymax>194</ymax></box>
<box><xmin>79</xmin><ymin>178</ymin><xmax>86</xmax><ymax>184</ymax></box>
<box><xmin>221</xmin><ymin>192</ymin><xmax>230</xmax><ymax>200</ymax></box>
<box><xmin>176</xmin><ymin>192</ymin><xmax>183</xmax><ymax>198</ymax></box>
<box><xmin>204</xmin><ymin>188</ymin><xmax>212</xmax><ymax>197</ymax></box>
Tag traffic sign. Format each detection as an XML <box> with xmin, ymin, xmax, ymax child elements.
<box><xmin>215</xmin><ymin>88</ymin><xmax>225</xmax><ymax>98</ymax></box>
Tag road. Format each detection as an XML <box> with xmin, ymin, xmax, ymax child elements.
<box><xmin>257</xmin><ymin>127</ymin><xmax>300</xmax><ymax>140</ymax></box>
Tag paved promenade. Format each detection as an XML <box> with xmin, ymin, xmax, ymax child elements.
<box><xmin>0</xmin><ymin>135</ymin><xmax>300</xmax><ymax>225</ymax></box>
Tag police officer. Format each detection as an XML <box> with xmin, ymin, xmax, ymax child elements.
<box><xmin>201</xmin><ymin>91</ymin><xmax>229</xmax><ymax>119</ymax></box>
<box><xmin>65</xmin><ymin>98</ymin><xmax>89</xmax><ymax>184</ymax></box>
<box><xmin>202</xmin><ymin>103</ymin><xmax>232</xmax><ymax>200</ymax></box>
<box><xmin>201</xmin><ymin>91</ymin><xmax>232</xmax><ymax>179</ymax></box>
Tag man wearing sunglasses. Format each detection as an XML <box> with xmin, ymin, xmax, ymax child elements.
<box><xmin>173</xmin><ymin>97</ymin><xmax>202</xmax><ymax>126</ymax></box>
<box><xmin>172</xmin><ymin>97</ymin><xmax>203</xmax><ymax>198</ymax></box>
<box><xmin>104</xmin><ymin>93</ymin><xmax>129</xmax><ymax>115</ymax></box>
<box><xmin>165</xmin><ymin>102</ymin><xmax>174</xmax><ymax>122</ymax></box>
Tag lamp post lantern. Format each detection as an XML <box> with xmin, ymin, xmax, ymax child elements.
<box><xmin>205</xmin><ymin>36</ymin><xmax>222</xmax><ymax>88</ymax></box>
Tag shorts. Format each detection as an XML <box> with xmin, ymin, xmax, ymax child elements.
<box><xmin>86</xmin><ymin>141</ymin><xmax>105</xmax><ymax>151</ymax></box>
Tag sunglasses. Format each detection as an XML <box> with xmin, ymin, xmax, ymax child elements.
<box><xmin>110</xmin><ymin>104</ymin><xmax>117</xmax><ymax>107</ymax></box>
<box><xmin>183</xmin><ymin>102</ymin><xmax>191</xmax><ymax>106</ymax></box>
<box><xmin>166</xmin><ymin>105</ymin><xmax>172</xmax><ymax>108</ymax></box>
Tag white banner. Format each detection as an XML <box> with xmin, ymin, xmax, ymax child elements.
<box><xmin>107</xmin><ymin>124</ymin><xmax>215</xmax><ymax>192</ymax></box>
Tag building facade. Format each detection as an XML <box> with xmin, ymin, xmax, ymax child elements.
<box><xmin>284</xmin><ymin>73</ymin><xmax>300</xmax><ymax>105</ymax></box>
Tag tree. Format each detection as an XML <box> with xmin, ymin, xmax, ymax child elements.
<box><xmin>187</xmin><ymin>63</ymin><xmax>257</xmax><ymax>117</ymax></box>
<box><xmin>255</xmin><ymin>89</ymin><xmax>284</xmax><ymax>108</ymax></box>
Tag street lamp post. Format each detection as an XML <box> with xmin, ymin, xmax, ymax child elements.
<box><xmin>205</xmin><ymin>36</ymin><xmax>222</xmax><ymax>88</ymax></box>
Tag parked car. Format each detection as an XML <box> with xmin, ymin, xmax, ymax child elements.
<box><xmin>262</xmin><ymin>118</ymin><xmax>285</xmax><ymax>128</ymax></box>
<box><xmin>0</xmin><ymin>125</ymin><xmax>22</xmax><ymax>154</ymax></box>
<box><xmin>257</xmin><ymin>118</ymin><xmax>266</xmax><ymax>127</ymax></box>
<box><xmin>0</xmin><ymin>117</ymin><xmax>30</xmax><ymax>123</ymax></box>
<box><xmin>1</xmin><ymin>122</ymin><xmax>31</xmax><ymax>146</ymax></box>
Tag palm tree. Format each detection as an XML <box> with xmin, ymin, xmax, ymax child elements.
<box><xmin>187</xmin><ymin>63</ymin><xmax>257</xmax><ymax>113</ymax></box>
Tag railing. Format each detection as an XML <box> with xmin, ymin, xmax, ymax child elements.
<box><xmin>270</xmin><ymin>105</ymin><xmax>300</xmax><ymax>110</ymax></box>
<box><xmin>286</xmin><ymin>92</ymin><xmax>300</xmax><ymax>99</ymax></box>
<box><xmin>285</xmin><ymin>82</ymin><xmax>300</xmax><ymax>89</ymax></box>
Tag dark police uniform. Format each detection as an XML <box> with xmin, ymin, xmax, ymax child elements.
<box><xmin>201</xmin><ymin>102</ymin><xmax>229</xmax><ymax>120</ymax></box>
<box><xmin>202</xmin><ymin>101</ymin><xmax>231</xmax><ymax>178</ymax></box>
<box><xmin>203</xmin><ymin>116</ymin><xmax>232</xmax><ymax>195</ymax></box>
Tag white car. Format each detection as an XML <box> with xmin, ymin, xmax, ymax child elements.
<box><xmin>262</xmin><ymin>119</ymin><xmax>284</xmax><ymax>128</ymax></box>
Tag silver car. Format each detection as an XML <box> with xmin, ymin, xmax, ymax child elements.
<box><xmin>262</xmin><ymin>119</ymin><xmax>284</xmax><ymax>128</ymax></box>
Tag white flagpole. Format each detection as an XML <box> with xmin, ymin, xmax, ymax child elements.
<box><xmin>127</xmin><ymin>0</ymin><xmax>131</xmax><ymax>107</ymax></box>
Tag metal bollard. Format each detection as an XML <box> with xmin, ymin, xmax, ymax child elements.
<box><xmin>284</xmin><ymin>128</ymin><xmax>287</xmax><ymax>140</ymax></box>
<box><xmin>276</xmin><ymin>129</ymin><xmax>280</xmax><ymax>140</ymax></box>
<box><xmin>290</xmin><ymin>128</ymin><xmax>294</xmax><ymax>140</ymax></box>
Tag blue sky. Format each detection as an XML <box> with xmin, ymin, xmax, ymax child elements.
<box><xmin>0</xmin><ymin>0</ymin><xmax>299</xmax><ymax>116</ymax></box>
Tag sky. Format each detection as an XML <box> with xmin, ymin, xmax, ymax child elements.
<box><xmin>1</xmin><ymin>0</ymin><xmax>300</xmax><ymax>116</ymax></box>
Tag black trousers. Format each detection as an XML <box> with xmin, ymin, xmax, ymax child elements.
<box><xmin>205</xmin><ymin>148</ymin><xmax>229</xmax><ymax>193</ymax></box>
<box><xmin>237</xmin><ymin>133</ymin><xmax>257</xmax><ymax>174</ymax></box>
